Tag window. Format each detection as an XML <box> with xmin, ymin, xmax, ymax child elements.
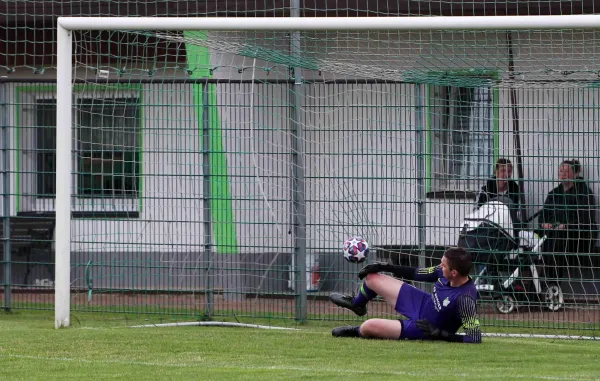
<box><xmin>36</xmin><ymin>99</ymin><xmax>57</xmax><ymax>196</ymax></box>
<box><xmin>428</xmin><ymin>84</ymin><xmax>495</xmax><ymax>192</ymax></box>
<box><xmin>35</xmin><ymin>97</ymin><xmax>141</xmax><ymax>198</ymax></box>
<box><xmin>77</xmin><ymin>98</ymin><xmax>140</xmax><ymax>197</ymax></box>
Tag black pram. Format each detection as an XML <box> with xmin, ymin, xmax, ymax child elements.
<box><xmin>457</xmin><ymin>196</ymin><xmax>520</xmax><ymax>267</ymax></box>
<box><xmin>457</xmin><ymin>197</ymin><xmax>563</xmax><ymax>314</ymax></box>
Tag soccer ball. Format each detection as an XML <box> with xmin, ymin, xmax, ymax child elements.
<box><xmin>343</xmin><ymin>236</ymin><xmax>369</xmax><ymax>263</ymax></box>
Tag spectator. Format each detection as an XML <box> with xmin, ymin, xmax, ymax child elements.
<box><xmin>539</xmin><ymin>159</ymin><xmax>598</xmax><ymax>278</ymax></box>
<box><xmin>476</xmin><ymin>158</ymin><xmax>522</xmax><ymax>209</ymax></box>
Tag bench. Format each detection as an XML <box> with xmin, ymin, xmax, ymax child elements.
<box><xmin>0</xmin><ymin>216</ymin><xmax>55</xmax><ymax>285</ymax></box>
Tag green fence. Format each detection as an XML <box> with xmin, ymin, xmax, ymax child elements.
<box><xmin>1</xmin><ymin>78</ymin><xmax>599</xmax><ymax>336</ymax></box>
<box><xmin>2</xmin><ymin>1</ymin><xmax>600</xmax><ymax>336</ymax></box>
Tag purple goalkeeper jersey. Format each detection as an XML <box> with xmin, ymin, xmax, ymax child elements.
<box><xmin>413</xmin><ymin>266</ymin><xmax>480</xmax><ymax>342</ymax></box>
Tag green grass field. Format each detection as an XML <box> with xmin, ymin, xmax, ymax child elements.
<box><xmin>1</xmin><ymin>311</ymin><xmax>599</xmax><ymax>381</ymax></box>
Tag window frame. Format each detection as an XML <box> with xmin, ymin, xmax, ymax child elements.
<box><xmin>35</xmin><ymin>98</ymin><xmax>58</xmax><ymax>197</ymax></box>
<box><xmin>75</xmin><ymin>96</ymin><xmax>141</xmax><ymax>199</ymax></box>
<box><xmin>425</xmin><ymin>72</ymin><xmax>500</xmax><ymax>196</ymax></box>
<box><xmin>16</xmin><ymin>84</ymin><xmax>144</xmax><ymax>215</ymax></box>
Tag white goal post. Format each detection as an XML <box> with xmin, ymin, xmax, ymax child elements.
<box><xmin>55</xmin><ymin>15</ymin><xmax>600</xmax><ymax>329</ymax></box>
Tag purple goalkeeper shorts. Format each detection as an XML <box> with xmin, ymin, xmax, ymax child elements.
<box><xmin>394</xmin><ymin>282</ymin><xmax>430</xmax><ymax>319</ymax></box>
<box><xmin>395</xmin><ymin>284</ymin><xmax>431</xmax><ymax>340</ymax></box>
<box><xmin>399</xmin><ymin>319</ymin><xmax>427</xmax><ymax>340</ymax></box>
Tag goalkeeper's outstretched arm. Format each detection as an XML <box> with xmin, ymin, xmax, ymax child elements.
<box><xmin>358</xmin><ymin>263</ymin><xmax>441</xmax><ymax>282</ymax></box>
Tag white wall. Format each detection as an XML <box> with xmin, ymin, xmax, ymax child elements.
<box><xmin>217</xmin><ymin>82</ymin><xmax>293</xmax><ymax>253</ymax></box>
<box><xmin>302</xmin><ymin>83</ymin><xmax>419</xmax><ymax>249</ymax></box>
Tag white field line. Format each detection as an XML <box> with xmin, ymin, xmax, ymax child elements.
<box><xmin>123</xmin><ymin>322</ymin><xmax>600</xmax><ymax>340</ymax></box>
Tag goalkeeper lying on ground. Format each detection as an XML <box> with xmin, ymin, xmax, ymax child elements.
<box><xmin>330</xmin><ymin>246</ymin><xmax>482</xmax><ymax>343</ymax></box>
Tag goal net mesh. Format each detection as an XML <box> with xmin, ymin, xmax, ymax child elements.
<box><xmin>5</xmin><ymin>20</ymin><xmax>600</xmax><ymax>337</ymax></box>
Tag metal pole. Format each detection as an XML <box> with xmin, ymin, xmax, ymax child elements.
<box><xmin>507</xmin><ymin>32</ymin><xmax>527</xmax><ymax>223</ymax></box>
<box><xmin>202</xmin><ymin>82</ymin><xmax>214</xmax><ymax>317</ymax></box>
<box><xmin>1</xmin><ymin>83</ymin><xmax>11</xmax><ymax>311</ymax></box>
<box><xmin>416</xmin><ymin>84</ymin><xmax>428</xmax><ymax>288</ymax></box>
<box><xmin>59</xmin><ymin>15</ymin><xmax>600</xmax><ymax>32</ymax></box>
<box><xmin>55</xmin><ymin>24</ymin><xmax>73</xmax><ymax>328</ymax></box>
<box><xmin>290</xmin><ymin>0</ymin><xmax>307</xmax><ymax>322</ymax></box>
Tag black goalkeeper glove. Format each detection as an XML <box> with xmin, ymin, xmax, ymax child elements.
<box><xmin>358</xmin><ymin>263</ymin><xmax>392</xmax><ymax>280</ymax></box>
<box><xmin>416</xmin><ymin>319</ymin><xmax>442</xmax><ymax>339</ymax></box>
<box><xmin>417</xmin><ymin>319</ymin><xmax>463</xmax><ymax>342</ymax></box>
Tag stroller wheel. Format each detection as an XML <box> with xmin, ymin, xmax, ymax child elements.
<box><xmin>495</xmin><ymin>294</ymin><xmax>516</xmax><ymax>314</ymax></box>
<box><xmin>543</xmin><ymin>283</ymin><xmax>564</xmax><ymax>312</ymax></box>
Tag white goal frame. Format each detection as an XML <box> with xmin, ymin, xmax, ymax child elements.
<box><xmin>55</xmin><ymin>15</ymin><xmax>600</xmax><ymax>328</ymax></box>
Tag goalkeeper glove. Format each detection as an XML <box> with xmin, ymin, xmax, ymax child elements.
<box><xmin>416</xmin><ymin>319</ymin><xmax>463</xmax><ymax>343</ymax></box>
<box><xmin>416</xmin><ymin>319</ymin><xmax>442</xmax><ymax>338</ymax></box>
<box><xmin>358</xmin><ymin>263</ymin><xmax>391</xmax><ymax>280</ymax></box>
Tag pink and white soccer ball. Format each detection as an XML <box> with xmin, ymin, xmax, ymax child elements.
<box><xmin>343</xmin><ymin>236</ymin><xmax>369</xmax><ymax>263</ymax></box>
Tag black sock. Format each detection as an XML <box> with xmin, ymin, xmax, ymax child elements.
<box><xmin>352</xmin><ymin>283</ymin><xmax>377</xmax><ymax>307</ymax></box>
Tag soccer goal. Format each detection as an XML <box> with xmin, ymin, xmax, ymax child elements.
<box><xmin>54</xmin><ymin>16</ymin><xmax>600</xmax><ymax>338</ymax></box>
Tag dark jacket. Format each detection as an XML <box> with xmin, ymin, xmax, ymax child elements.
<box><xmin>476</xmin><ymin>177</ymin><xmax>522</xmax><ymax>211</ymax></box>
<box><xmin>539</xmin><ymin>178</ymin><xmax>598</xmax><ymax>253</ymax></box>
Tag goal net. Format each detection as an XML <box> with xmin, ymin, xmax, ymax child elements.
<box><xmin>50</xmin><ymin>17</ymin><xmax>599</xmax><ymax>337</ymax></box>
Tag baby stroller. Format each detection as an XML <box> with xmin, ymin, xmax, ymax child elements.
<box><xmin>457</xmin><ymin>197</ymin><xmax>564</xmax><ymax>314</ymax></box>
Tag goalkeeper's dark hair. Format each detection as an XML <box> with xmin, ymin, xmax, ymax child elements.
<box><xmin>443</xmin><ymin>247</ymin><xmax>473</xmax><ymax>276</ymax></box>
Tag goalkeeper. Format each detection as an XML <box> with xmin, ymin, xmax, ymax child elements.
<box><xmin>329</xmin><ymin>247</ymin><xmax>482</xmax><ymax>344</ymax></box>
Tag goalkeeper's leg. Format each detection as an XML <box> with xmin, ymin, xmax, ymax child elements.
<box><xmin>332</xmin><ymin>319</ymin><xmax>404</xmax><ymax>339</ymax></box>
<box><xmin>332</xmin><ymin>319</ymin><xmax>427</xmax><ymax>340</ymax></box>
<box><xmin>332</xmin><ymin>275</ymin><xmax>431</xmax><ymax>340</ymax></box>
<box><xmin>358</xmin><ymin>319</ymin><xmax>403</xmax><ymax>339</ymax></box>
<box><xmin>330</xmin><ymin>273</ymin><xmax>405</xmax><ymax>316</ymax></box>
<box><xmin>362</xmin><ymin>273</ymin><xmax>405</xmax><ymax>305</ymax></box>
